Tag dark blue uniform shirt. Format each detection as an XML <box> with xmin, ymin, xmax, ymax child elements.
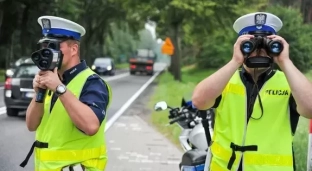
<box><xmin>50</xmin><ymin>60</ymin><xmax>109</xmax><ymax>124</ymax></box>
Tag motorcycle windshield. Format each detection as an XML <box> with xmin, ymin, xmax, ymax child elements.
<box><xmin>181</xmin><ymin>164</ymin><xmax>205</xmax><ymax>171</ymax></box>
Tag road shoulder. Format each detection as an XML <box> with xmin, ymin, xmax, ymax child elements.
<box><xmin>105</xmin><ymin>82</ymin><xmax>182</xmax><ymax>171</ymax></box>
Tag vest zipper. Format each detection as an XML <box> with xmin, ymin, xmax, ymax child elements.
<box><xmin>235</xmin><ymin>84</ymin><xmax>247</xmax><ymax>171</ymax></box>
<box><xmin>240</xmin><ymin>81</ymin><xmax>267</xmax><ymax>171</ymax></box>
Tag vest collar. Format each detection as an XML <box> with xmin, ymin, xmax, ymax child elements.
<box><xmin>240</xmin><ymin>66</ymin><xmax>275</xmax><ymax>84</ymax></box>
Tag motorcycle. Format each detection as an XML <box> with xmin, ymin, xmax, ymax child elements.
<box><xmin>154</xmin><ymin>98</ymin><xmax>215</xmax><ymax>171</ymax></box>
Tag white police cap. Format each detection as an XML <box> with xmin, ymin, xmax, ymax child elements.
<box><xmin>37</xmin><ymin>16</ymin><xmax>86</xmax><ymax>41</ymax></box>
<box><xmin>233</xmin><ymin>12</ymin><xmax>283</xmax><ymax>36</ymax></box>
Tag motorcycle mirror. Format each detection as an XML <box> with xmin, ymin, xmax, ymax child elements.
<box><xmin>181</xmin><ymin>98</ymin><xmax>186</xmax><ymax>107</ymax></box>
<box><xmin>154</xmin><ymin>101</ymin><xmax>168</xmax><ymax>111</ymax></box>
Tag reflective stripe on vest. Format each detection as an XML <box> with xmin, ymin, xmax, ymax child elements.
<box><xmin>210</xmin><ymin>70</ymin><xmax>294</xmax><ymax>171</ymax></box>
<box><xmin>34</xmin><ymin>68</ymin><xmax>111</xmax><ymax>171</ymax></box>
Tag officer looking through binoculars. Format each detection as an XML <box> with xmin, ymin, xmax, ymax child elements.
<box><xmin>192</xmin><ymin>12</ymin><xmax>312</xmax><ymax>171</ymax></box>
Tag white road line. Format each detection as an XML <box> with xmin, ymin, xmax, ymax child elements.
<box><xmin>102</xmin><ymin>73</ymin><xmax>129</xmax><ymax>82</ymax></box>
<box><xmin>104</xmin><ymin>71</ymin><xmax>162</xmax><ymax>132</ymax></box>
<box><xmin>0</xmin><ymin>107</ymin><xmax>6</xmax><ymax>115</ymax></box>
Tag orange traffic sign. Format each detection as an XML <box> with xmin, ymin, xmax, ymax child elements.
<box><xmin>161</xmin><ymin>37</ymin><xmax>174</xmax><ymax>56</ymax></box>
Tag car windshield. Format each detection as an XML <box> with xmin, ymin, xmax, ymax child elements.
<box><xmin>94</xmin><ymin>58</ymin><xmax>111</xmax><ymax>65</ymax></box>
<box><xmin>14</xmin><ymin>58</ymin><xmax>27</xmax><ymax>67</ymax></box>
<box><xmin>14</xmin><ymin>65</ymin><xmax>39</xmax><ymax>78</ymax></box>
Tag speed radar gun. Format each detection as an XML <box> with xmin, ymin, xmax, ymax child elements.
<box><xmin>31</xmin><ymin>39</ymin><xmax>63</xmax><ymax>103</ymax></box>
<box><xmin>30</xmin><ymin>16</ymin><xmax>65</xmax><ymax>103</ymax></box>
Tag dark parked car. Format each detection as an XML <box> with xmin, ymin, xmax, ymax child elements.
<box><xmin>91</xmin><ymin>57</ymin><xmax>115</xmax><ymax>76</ymax></box>
<box><xmin>4</xmin><ymin>62</ymin><xmax>38</xmax><ymax>116</ymax></box>
<box><xmin>4</xmin><ymin>57</ymin><xmax>33</xmax><ymax>80</ymax></box>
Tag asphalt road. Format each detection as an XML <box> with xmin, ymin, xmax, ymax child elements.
<box><xmin>0</xmin><ymin>65</ymin><xmax>165</xmax><ymax>171</ymax></box>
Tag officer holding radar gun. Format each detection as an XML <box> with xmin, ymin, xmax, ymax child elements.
<box><xmin>20</xmin><ymin>16</ymin><xmax>112</xmax><ymax>171</ymax></box>
<box><xmin>192</xmin><ymin>12</ymin><xmax>312</xmax><ymax>171</ymax></box>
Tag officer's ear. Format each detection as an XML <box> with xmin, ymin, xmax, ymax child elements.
<box><xmin>66</xmin><ymin>40</ymin><xmax>80</xmax><ymax>57</ymax></box>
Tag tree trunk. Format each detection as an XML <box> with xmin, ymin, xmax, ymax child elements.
<box><xmin>0</xmin><ymin>8</ymin><xmax>3</xmax><ymax>34</ymax></box>
<box><xmin>170</xmin><ymin>23</ymin><xmax>181</xmax><ymax>81</ymax></box>
<box><xmin>20</xmin><ymin>5</ymin><xmax>30</xmax><ymax>55</ymax></box>
<box><xmin>301</xmin><ymin>0</ymin><xmax>312</xmax><ymax>23</ymax></box>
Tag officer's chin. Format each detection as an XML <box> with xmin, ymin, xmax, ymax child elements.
<box><xmin>243</xmin><ymin>64</ymin><xmax>270</xmax><ymax>74</ymax></box>
<box><xmin>252</xmin><ymin>67</ymin><xmax>270</xmax><ymax>72</ymax></box>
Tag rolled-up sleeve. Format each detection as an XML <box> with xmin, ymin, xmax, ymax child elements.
<box><xmin>79</xmin><ymin>74</ymin><xmax>109</xmax><ymax>124</ymax></box>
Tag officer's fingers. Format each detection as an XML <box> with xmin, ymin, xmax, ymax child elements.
<box><xmin>33</xmin><ymin>81</ymin><xmax>40</xmax><ymax>89</ymax></box>
<box><xmin>39</xmin><ymin>80</ymin><xmax>46</xmax><ymax>86</ymax></box>
<box><xmin>40</xmin><ymin>70</ymin><xmax>52</xmax><ymax>76</ymax></box>
<box><xmin>34</xmin><ymin>76</ymin><xmax>40</xmax><ymax>83</ymax></box>
<box><xmin>38</xmin><ymin>84</ymin><xmax>47</xmax><ymax>89</ymax></box>
<box><xmin>235</xmin><ymin>35</ymin><xmax>253</xmax><ymax>45</ymax></box>
<box><xmin>38</xmin><ymin>71</ymin><xmax>47</xmax><ymax>75</ymax></box>
<box><xmin>53</xmin><ymin>67</ymin><xmax>58</xmax><ymax>73</ymax></box>
<box><xmin>238</xmin><ymin>35</ymin><xmax>254</xmax><ymax>42</ymax></box>
<box><xmin>238</xmin><ymin>34</ymin><xmax>254</xmax><ymax>40</ymax></box>
<box><xmin>267</xmin><ymin>35</ymin><xmax>288</xmax><ymax>46</ymax></box>
<box><xmin>34</xmin><ymin>74</ymin><xmax>40</xmax><ymax>80</ymax></box>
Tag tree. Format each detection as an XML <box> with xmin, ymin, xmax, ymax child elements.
<box><xmin>105</xmin><ymin>22</ymin><xmax>139</xmax><ymax>62</ymax></box>
<box><xmin>117</xmin><ymin>0</ymin><xmax>269</xmax><ymax>81</ymax></box>
<box><xmin>266</xmin><ymin>5</ymin><xmax>312</xmax><ymax>72</ymax></box>
<box><xmin>300</xmin><ymin>0</ymin><xmax>312</xmax><ymax>23</ymax></box>
<box><xmin>137</xmin><ymin>29</ymin><xmax>156</xmax><ymax>50</ymax></box>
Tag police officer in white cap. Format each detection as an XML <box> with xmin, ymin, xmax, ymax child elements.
<box><xmin>193</xmin><ymin>12</ymin><xmax>312</xmax><ymax>171</ymax></box>
<box><xmin>20</xmin><ymin>16</ymin><xmax>112</xmax><ymax>171</ymax></box>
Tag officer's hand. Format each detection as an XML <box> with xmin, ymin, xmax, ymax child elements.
<box><xmin>232</xmin><ymin>34</ymin><xmax>255</xmax><ymax>65</ymax></box>
<box><xmin>33</xmin><ymin>74</ymin><xmax>47</xmax><ymax>93</ymax></box>
<box><xmin>39</xmin><ymin>67</ymin><xmax>62</xmax><ymax>92</ymax></box>
<box><xmin>266</xmin><ymin>35</ymin><xmax>290</xmax><ymax>65</ymax></box>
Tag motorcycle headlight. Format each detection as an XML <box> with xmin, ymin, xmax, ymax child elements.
<box><xmin>91</xmin><ymin>65</ymin><xmax>96</xmax><ymax>70</ymax></box>
<box><xmin>6</xmin><ymin>69</ymin><xmax>14</xmax><ymax>76</ymax></box>
<box><xmin>107</xmin><ymin>66</ymin><xmax>112</xmax><ymax>70</ymax></box>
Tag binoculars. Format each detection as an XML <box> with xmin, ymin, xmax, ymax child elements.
<box><xmin>240</xmin><ymin>37</ymin><xmax>283</xmax><ymax>56</ymax></box>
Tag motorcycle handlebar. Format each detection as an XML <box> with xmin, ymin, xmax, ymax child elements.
<box><xmin>169</xmin><ymin>115</ymin><xmax>185</xmax><ymax>124</ymax></box>
<box><xmin>167</xmin><ymin>105</ymin><xmax>208</xmax><ymax>124</ymax></box>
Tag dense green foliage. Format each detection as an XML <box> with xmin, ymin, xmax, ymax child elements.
<box><xmin>1</xmin><ymin>0</ymin><xmax>311</xmax><ymax>73</ymax></box>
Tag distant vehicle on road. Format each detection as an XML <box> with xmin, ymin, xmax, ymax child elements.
<box><xmin>4</xmin><ymin>62</ymin><xmax>38</xmax><ymax>116</ymax></box>
<box><xmin>91</xmin><ymin>57</ymin><xmax>115</xmax><ymax>76</ymax></box>
<box><xmin>4</xmin><ymin>57</ymin><xmax>33</xmax><ymax>80</ymax></box>
<box><xmin>129</xmin><ymin>49</ymin><xmax>156</xmax><ymax>76</ymax></box>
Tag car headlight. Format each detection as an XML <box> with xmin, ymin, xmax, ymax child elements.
<box><xmin>91</xmin><ymin>65</ymin><xmax>96</xmax><ymax>70</ymax></box>
<box><xmin>107</xmin><ymin>66</ymin><xmax>112</xmax><ymax>70</ymax></box>
<box><xmin>6</xmin><ymin>69</ymin><xmax>14</xmax><ymax>76</ymax></box>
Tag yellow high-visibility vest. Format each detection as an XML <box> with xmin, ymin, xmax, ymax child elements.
<box><xmin>210</xmin><ymin>70</ymin><xmax>294</xmax><ymax>171</ymax></box>
<box><xmin>35</xmin><ymin>68</ymin><xmax>112</xmax><ymax>171</ymax></box>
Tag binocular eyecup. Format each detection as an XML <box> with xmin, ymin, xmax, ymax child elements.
<box><xmin>240</xmin><ymin>37</ymin><xmax>283</xmax><ymax>56</ymax></box>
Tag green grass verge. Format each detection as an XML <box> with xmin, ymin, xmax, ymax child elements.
<box><xmin>148</xmin><ymin>67</ymin><xmax>215</xmax><ymax>147</ymax></box>
<box><xmin>148</xmin><ymin>67</ymin><xmax>311</xmax><ymax>170</ymax></box>
<box><xmin>0</xmin><ymin>69</ymin><xmax>5</xmax><ymax>82</ymax></box>
<box><xmin>115</xmin><ymin>63</ymin><xmax>129</xmax><ymax>69</ymax></box>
